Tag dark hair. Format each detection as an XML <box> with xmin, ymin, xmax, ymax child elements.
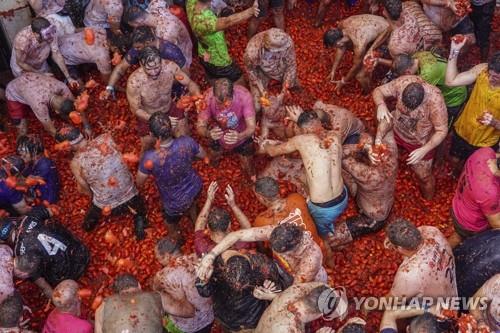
<box><xmin>323</xmin><ymin>29</ymin><xmax>343</xmax><ymax>48</ymax></box>
<box><xmin>207</xmin><ymin>207</ymin><xmax>231</xmax><ymax>232</ymax></box>
<box><xmin>297</xmin><ymin>110</ymin><xmax>319</xmax><ymax>128</ymax></box>
<box><xmin>254</xmin><ymin>177</ymin><xmax>279</xmax><ymax>198</ymax></box>
<box><xmin>0</xmin><ymin>155</ymin><xmax>25</xmax><ymax>178</ymax></box>
<box><xmin>302</xmin><ymin>285</ymin><xmax>330</xmax><ymax>312</ymax></box>
<box><xmin>113</xmin><ymin>274</ymin><xmax>139</xmax><ymax>293</ymax></box>
<box><xmin>488</xmin><ymin>51</ymin><xmax>500</xmax><ymax>73</ymax></box>
<box><xmin>383</xmin><ymin>0</ymin><xmax>402</xmax><ymax>20</ymax></box>
<box><xmin>59</xmin><ymin>99</ymin><xmax>75</xmax><ymax>117</ymax></box>
<box><xmin>386</xmin><ymin>218</ymin><xmax>422</xmax><ymax>250</ymax></box>
<box><xmin>132</xmin><ymin>26</ymin><xmax>155</xmax><ymax>45</ymax></box>
<box><xmin>409</xmin><ymin>313</ymin><xmax>439</xmax><ymax>333</ymax></box>
<box><xmin>342</xmin><ymin>324</ymin><xmax>366</xmax><ymax>333</ymax></box>
<box><xmin>0</xmin><ymin>292</ymin><xmax>23</xmax><ymax>327</ymax></box>
<box><xmin>15</xmin><ymin>253</ymin><xmax>41</xmax><ymax>278</ymax></box>
<box><xmin>213</xmin><ymin>78</ymin><xmax>234</xmax><ymax>100</ymax></box>
<box><xmin>149</xmin><ymin>112</ymin><xmax>172</xmax><ymax>140</ymax></box>
<box><xmin>31</xmin><ymin>17</ymin><xmax>51</xmax><ymax>34</ymax></box>
<box><xmin>402</xmin><ymin>83</ymin><xmax>425</xmax><ymax>110</ymax></box>
<box><xmin>55</xmin><ymin>125</ymin><xmax>81</xmax><ymax>143</ymax></box>
<box><xmin>156</xmin><ymin>237</ymin><xmax>180</xmax><ymax>256</ymax></box>
<box><xmin>139</xmin><ymin>46</ymin><xmax>161</xmax><ymax>67</ymax></box>
<box><xmin>224</xmin><ymin>255</ymin><xmax>252</xmax><ymax>291</ymax></box>
<box><xmin>16</xmin><ymin>134</ymin><xmax>44</xmax><ymax>157</ymax></box>
<box><xmin>270</xmin><ymin>222</ymin><xmax>304</xmax><ymax>253</ymax></box>
<box><xmin>393</xmin><ymin>54</ymin><xmax>414</xmax><ymax>76</ymax></box>
<box><xmin>124</xmin><ymin>6</ymin><xmax>147</xmax><ymax>24</ymax></box>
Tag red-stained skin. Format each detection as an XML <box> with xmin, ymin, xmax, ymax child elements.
<box><xmin>1</xmin><ymin>1</ymin><xmax>499</xmax><ymax>332</ymax></box>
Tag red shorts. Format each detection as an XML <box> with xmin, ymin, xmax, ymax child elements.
<box><xmin>394</xmin><ymin>130</ymin><xmax>435</xmax><ymax>161</ymax></box>
<box><xmin>7</xmin><ymin>100</ymin><xmax>30</xmax><ymax>120</ymax></box>
<box><xmin>136</xmin><ymin>103</ymin><xmax>185</xmax><ymax>137</ymax></box>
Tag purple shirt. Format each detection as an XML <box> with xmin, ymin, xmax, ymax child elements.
<box><xmin>25</xmin><ymin>157</ymin><xmax>60</xmax><ymax>204</ymax></box>
<box><xmin>0</xmin><ymin>180</ymin><xmax>23</xmax><ymax>208</ymax></box>
<box><xmin>139</xmin><ymin>136</ymin><xmax>202</xmax><ymax>215</ymax></box>
<box><xmin>199</xmin><ymin>85</ymin><xmax>255</xmax><ymax>150</ymax></box>
<box><xmin>42</xmin><ymin>309</ymin><xmax>93</xmax><ymax>333</ymax></box>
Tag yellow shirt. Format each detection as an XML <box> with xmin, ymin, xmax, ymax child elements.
<box><xmin>454</xmin><ymin>70</ymin><xmax>500</xmax><ymax>147</ymax></box>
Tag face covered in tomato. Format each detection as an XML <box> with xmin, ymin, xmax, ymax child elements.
<box><xmin>214</xmin><ymin>78</ymin><xmax>234</xmax><ymax>106</ymax></box>
<box><xmin>40</xmin><ymin>25</ymin><xmax>57</xmax><ymax>43</ymax></box>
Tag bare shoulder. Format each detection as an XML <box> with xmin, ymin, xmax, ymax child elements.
<box><xmin>127</xmin><ymin>69</ymin><xmax>145</xmax><ymax>87</ymax></box>
<box><xmin>470</xmin><ymin>63</ymin><xmax>488</xmax><ymax>75</ymax></box>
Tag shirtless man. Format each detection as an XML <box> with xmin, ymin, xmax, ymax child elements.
<box><xmin>244</xmin><ymin>28</ymin><xmax>298</xmax><ymax>111</ymax></box>
<box><xmin>126</xmin><ymin>46</ymin><xmax>200</xmax><ymax>151</ymax></box>
<box><xmin>153</xmin><ymin>237</ymin><xmax>214</xmax><ymax>333</ymax></box>
<box><xmin>124</xmin><ymin>0</ymin><xmax>193</xmax><ymax>69</ymax></box>
<box><xmin>374</xmin><ymin>75</ymin><xmax>448</xmax><ymax>199</ymax></box>
<box><xmin>329</xmin><ymin>128</ymin><xmax>398</xmax><ymax>249</ymax></box>
<box><xmin>10</xmin><ymin>17</ymin><xmax>78</xmax><ymax>87</ymax></box>
<box><xmin>84</xmin><ymin>0</ymin><xmax>123</xmax><ymax>34</ymax></box>
<box><xmin>260</xmin><ymin>101</ymin><xmax>364</xmax><ymax>196</ymax></box>
<box><xmin>57</xmin><ymin>126</ymin><xmax>148</xmax><ymax>240</ymax></box>
<box><xmin>323</xmin><ymin>14</ymin><xmax>390</xmax><ymax>93</ymax></box>
<box><xmin>470</xmin><ymin>274</ymin><xmax>499</xmax><ymax>331</ymax></box>
<box><xmin>420</xmin><ymin>0</ymin><xmax>475</xmax><ymax>45</ymax></box>
<box><xmin>95</xmin><ymin>274</ymin><xmax>164</xmax><ymax>333</ymax></box>
<box><xmin>58</xmin><ymin>28</ymin><xmax>111</xmax><ymax>81</ymax></box>
<box><xmin>5</xmin><ymin>72</ymin><xmax>91</xmax><ymax>137</ymax></box>
<box><xmin>255</xmin><ymin>282</ymin><xmax>348</xmax><ymax>333</ymax></box>
<box><xmin>385</xmin><ymin>219</ymin><xmax>458</xmax><ymax>298</ymax></box>
<box><xmin>257</xmin><ymin>105</ymin><xmax>347</xmax><ymax>249</ymax></box>
<box><xmin>197</xmin><ymin>222</ymin><xmax>327</xmax><ymax>284</ymax></box>
<box><xmin>42</xmin><ymin>280</ymin><xmax>93</xmax><ymax>333</ymax></box>
<box><xmin>0</xmin><ymin>292</ymin><xmax>36</xmax><ymax>333</ymax></box>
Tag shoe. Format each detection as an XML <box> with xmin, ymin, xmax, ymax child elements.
<box><xmin>82</xmin><ymin>217</ymin><xmax>99</xmax><ymax>232</ymax></box>
<box><xmin>134</xmin><ymin>215</ymin><xmax>148</xmax><ymax>240</ymax></box>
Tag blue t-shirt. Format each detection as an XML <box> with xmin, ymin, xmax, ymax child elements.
<box><xmin>380</xmin><ymin>329</ymin><xmax>397</xmax><ymax>333</ymax></box>
<box><xmin>26</xmin><ymin>157</ymin><xmax>60</xmax><ymax>204</ymax></box>
<box><xmin>139</xmin><ymin>136</ymin><xmax>202</xmax><ymax>215</ymax></box>
<box><xmin>125</xmin><ymin>40</ymin><xmax>186</xmax><ymax>68</ymax></box>
<box><xmin>0</xmin><ymin>180</ymin><xmax>23</xmax><ymax>208</ymax></box>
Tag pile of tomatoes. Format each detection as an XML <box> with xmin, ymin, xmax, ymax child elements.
<box><xmin>1</xmin><ymin>1</ymin><xmax>499</xmax><ymax>331</ymax></box>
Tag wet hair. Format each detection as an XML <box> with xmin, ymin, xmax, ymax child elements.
<box><xmin>132</xmin><ymin>26</ymin><xmax>155</xmax><ymax>45</ymax></box>
<box><xmin>16</xmin><ymin>134</ymin><xmax>45</xmax><ymax>157</ymax></box>
<box><xmin>113</xmin><ymin>274</ymin><xmax>139</xmax><ymax>293</ymax></box>
<box><xmin>254</xmin><ymin>177</ymin><xmax>279</xmax><ymax>198</ymax></box>
<box><xmin>0</xmin><ymin>155</ymin><xmax>25</xmax><ymax>178</ymax></box>
<box><xmin>52</xmin><ymin>280</ymin><xmax>79</xmax><ymax>311</ymax></box>
<box><xmin>302</xmin><ymin>285</ymin><xmax>330</xmax><ymax>312</ymax></box>
<box><xmin>386</xmin><ymin>218</ymin><xmax>422</xmax><ymax>250</ymax></box>
<box><xmin>297</xmin><ymin>110</ymin><xmax>319</xmax><ymax>128</ymax></box>
<box><xmin>156</xmin><ymin>237</ymin><xmax>181</xmax><ymax>256</ymax></box>
<box><xmin>342</xmin><ymin>324</ymin><xmax>366</xmax><ymax>333</ymax></box>
<box><xmin>488</xmin><ymin>51</ymin><xmax>500</xmax><ymax>74</ymax></box>
<box><xmin>393</xmin><ymin>54</ymin><xmax>414</xmax><ymax>76</ymax></box>
<box><xmin>270</xmin><ymin>222</ymin><xmax>304</xmax><ymax>253</ymax></box>
<box><xmin>59</xmin><ymin>99</ymin><xmax>75</xmax><ymax>117</ymax></box>
<box><xmin>213</xmin><ymin>78</ymin><xmax>234</xmax><ymax>100</ymax></box>
<box><xmin>139</xmin><ymin>46</ymin><xmax>161</xmax><ymax>67</ymax></box>
<box><xmin>31</xmin><ymin>17</ymin><xmax>51</xmax><ymax>34</ymax></box>
<box><xmin>0</xmin><ymin>292</ymin><xmax>23</xmax><ymax>327</ymax></box>
<box><xmin>224</xmin><ymin>255</ymin><xmax>253</xmax><ymax>290</ymax></box>
<box><xmin>383</xmin><ymin>0</ymin><xmax>402</xmax><ymax>20</ymax></box>
<box><xmin>15</xmin><ymin>253</ymin><xmax>41</xmax><ymax>278</ymax></box>
<box><xmin>409</xmin><ymin>313</ymin><xmax>439</xmax><ymax>333</ymax></box>
<box><xmin>124</xmin><ymin>6</ymin><xmax>147</xmax><ymax>24</ymax></box>
<box><xmin>323</xmin><ymin>29</ymin><xmax>343</xmax><ymax>48</ymax></box>
<box><xmin>402</xmin><ymin>83</ymin><xmax>425</xmax><ymax>110</ymax></box>
<box><xmin>55</xmin><ymin>125</ymin><xmax>81</xmax><ymax>143</ymax></box>
<box><xmin>207</xmin><ymin>207</ymin><xmax>231</xmax><ymax>232</ymax></box>
<box><xmin>149</xmin><ymin>112</ymin><xmax>172</xmax><ymax>139</ymax></box>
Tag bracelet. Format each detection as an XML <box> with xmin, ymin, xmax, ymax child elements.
<box><xmin>448</xmin><ymin>49</ymin><xmax>460</xmax><ymax>60</ymax></box>
<box><xmin>106</xmin><ymin>85</ymin><xmax>115</xmax><ymax>92</ymax></box>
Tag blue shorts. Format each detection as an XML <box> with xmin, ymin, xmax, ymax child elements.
<box><xmin>307</xmin><ymin>187</ymin><xmax>348</xmax><ymax>236</ymax></box>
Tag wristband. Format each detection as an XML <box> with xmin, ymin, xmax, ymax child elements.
<box><xmin>106</xmin><ymin>85</ymin><xmax>115</xmax><ymax>92</ymax></box>
<box><xmin>449</xmin><ymin>49</ymin><xmax>460</xmax><ymax>60</ymax></box>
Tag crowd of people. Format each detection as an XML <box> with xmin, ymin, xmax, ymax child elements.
<box><xmin>0</xmin><ymin>0</ymin><xmax>498</xmax><ymax>331</ymax></box>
